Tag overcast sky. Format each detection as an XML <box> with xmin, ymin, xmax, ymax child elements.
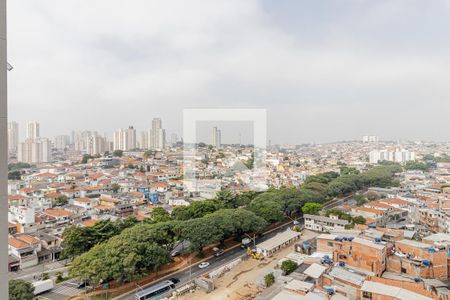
<box><xmin>7</xmin><ymin>0</ymin><xmax>450</xmax><ymax>144</ymax></box>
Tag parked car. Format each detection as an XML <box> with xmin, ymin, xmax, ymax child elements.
<box><xmin>169</xmin><ymin>277</ymin><xmax>180</xmax><ymax>284</ymax></box>
<box><xmin>198</xmin><ymin>262</ymin><xmax>210</xmax><ymax>269</ymax></box>
<box><xmin>215</xmin><ymin>250</ymin><xmax>224</xmax><ymax>257</ymax></box>
<box><xmin>76</xmin><ymin>281</ymin><xmax>90</xmax><ymax>289</ymax></box>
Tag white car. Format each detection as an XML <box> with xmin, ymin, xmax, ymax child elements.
<box><xmin>198</xmin><ymin>262</ymin><xmax>210</xmax><ymax>269</ymax></box>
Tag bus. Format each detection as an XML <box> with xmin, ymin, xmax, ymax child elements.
<box><xmin>135</xmin><ymin>280</ymin><xmax>176</xmax><ymax>300</ymax></box>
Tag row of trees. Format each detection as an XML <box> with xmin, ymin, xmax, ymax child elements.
<box><xmin>69</xmin><ymin>209</ymin><xmax>266</xmax><ymax>284</ymax></box>
<box><xmin>62</xmin><ymin>216</ymin><xmax>139</xmax><ymax>259</ymax></box>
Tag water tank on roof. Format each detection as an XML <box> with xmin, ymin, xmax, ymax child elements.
<box><xmin>339</xmin><ymin>261</ymin><xmax>345</xmax><ymax>267</ymax></box>
<box><xmin>414</xmin><ymin>277</ymin><xmax>423</xmax><ymax>283</ymax></box>
<box><xmin>327</xmin><ymin>288</ymin><xmax>335</xmax><ymax>295</ymax></box>
<box><xmin>348</xmin><ymin>237</ymin><xmax>354</xmax><ymax>242</ymax></box>
<box><xmin>303</xmin><ymin>240</ymin><xmax>311</xmax><ymax>249</ymax></box>
<box><xmin>428</xmin><ymin>247</ymin><xmax>436</xmax><ymax>253</ymax></box>
<box><xmin>375</xmin><ymin>238</ymin><xmax>382</xmax><ymax>243</ymax></box>
<box><xmin>422</xmin><ymin>260</ymin><xmax>431</xmax><ymax>267</ymax></box>
<box><xmin>368</xmin><ymin>224</ymin><xmax>376</xmax><ymax>229</ymax></box>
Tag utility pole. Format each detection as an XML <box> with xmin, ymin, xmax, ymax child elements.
<box><xmin>0</xmin><ymin>0</ymin><xmax>7</xmax><ymax>298</ymax></box>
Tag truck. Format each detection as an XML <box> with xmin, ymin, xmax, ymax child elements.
<box><xmin>32</xmin><ymin>279</ymin><xmax>54</xmax><ymax>295</ymax></box>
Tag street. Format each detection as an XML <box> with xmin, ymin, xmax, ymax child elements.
<box><xmin>116</xmin><ymin>220</ymin><xmax>297</xmax><ymax>300</ymax></box>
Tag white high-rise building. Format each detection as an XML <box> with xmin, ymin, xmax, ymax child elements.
<box><xmin>86</xmin><ymin>135</ymin><xmax>108</xmax><ymax>155</ymax></box>
<box><xmin>54</xmin><ymin>135</ymin><xmax>70</xmax><ymax>150</ymax></box>
<box><xmin>73</xmin><ymin>131</ymin><xmax>109</xmax><ymax>154</ymax></box>
<box><xmin>140</xmin><ymin>131</ymin><xmax>148</xmax><ymax>149</ymax></box>
<box><xmin>211</xmin><ymin>126</ymin><xmax>221</xmax><ymax>148</ymax></box>
<box><xmin>113</xmin><ymin>126</ymin><xmax>136</xmax><ymax>151</ymax></box>
<box><xmin>18</xmin><ymin>138</ymin><xmax>52</xmax><ymax>164</ymax></box>
<box><xmin>148</xmin><ymin>118</ymin><xmax>166</xmax><ymax>150</ymax></box>
<box><xmin>26</xmin><ymin>121</ymin><xmax>40</xmax><ymax>140</ymax></box>
<box><xmin>369</xmin><ymin>149</ymin><xmax>416</xmax><ymax>164</ymax></box>
<box><xmin>7</xmin><ymin>121</ymin><xmax>19</xmax><ymax>152</ymax></box>
<box><xmin>363</xmin><ymin>135</ymin><xmax>379</xmax><ymax>143</ymax></box>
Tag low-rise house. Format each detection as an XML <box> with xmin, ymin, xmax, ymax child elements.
<box><xmin>388</xmin><ymin>239</ymin><xmax>448</xmax><ymax>280</ymax></box>
<box><xmin>256</xmin><ymin>230</ymin><xmax>302</xmax><ymax>257</ymax></box>
<box><xmin>304</xmin><ymin>214</ymin><xmax>349</xmax><ymax>232</ymax></box>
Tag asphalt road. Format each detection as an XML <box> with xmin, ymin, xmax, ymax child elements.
<box><xmin>116</xmin><ymin>220</ymin><xmax>298</xmax><ymax>300</ymax></box>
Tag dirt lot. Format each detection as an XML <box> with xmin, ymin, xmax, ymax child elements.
<box><xmin>178</xmin><ymin>230</ymin><xmax>318</xmax><ymax>300</ymax></box>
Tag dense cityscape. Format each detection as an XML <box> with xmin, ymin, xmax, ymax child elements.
<box><xmin>5</xmin><ymin>118</ymin><xmax>450</xmax><ymax>300</ymax></box>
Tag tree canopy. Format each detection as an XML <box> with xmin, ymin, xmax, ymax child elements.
<box><xmin>9</xmin><ymin>280</ymin><xmax>35</xmax><ymax>300</ymax></box>
<box><xmin>302</xmin><ymin>203</ymin><xmax>323</xmax><ymax>215</ymax></box>
<box><xmin>70</xmin><ymin>209</ymin><xmax>266</xmax><ymax>284</ymax></box>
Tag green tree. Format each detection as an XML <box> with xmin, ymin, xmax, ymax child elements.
<box><xmin>281</xmin><ymin>259</ymin><xmax>298</xmax><ymax>275</ymax></box>
<box><xmin>111</xmin><ymin>183</ymin><xmax>121</xmax><ymax>193</ymax></box>
<box><xmin>9</xmin><ymin>280</ymin><xmax>35</xmax><ymax>300</ymax></box>
<box><xmin>8</xmin><ymin>170</ymin><xmax>21</xmax><ymax>180</ymax></box>
<box><xmin>53</xmin><ymin>196</ymin><xmax>68</xmax><ymax>207</ymax></box>
<box><xmin>61</xmin><ymin>226</ymin><xmax>93</xmax><ymax>259</ymax></box>
<box><xmin>352</xmin><ymin>216</ymin><xmax>366</xmax><ymax>224</ymax></box>
<box><xmin>8</xmin><ymin>162</ymin><xmax>33</xmax><ymax>171</ymax></box>
<box><xmin>248</xmin><ymin>199</ymin><xmax>283</xmax><ymax>223</ymax></box>
<box><xmin>264</xmin><ymin>273</ymin><xmax>275</xmax><ymax>287</ymax></box>
<box><xmin>113</xmin><ymin>150</ymin><xmax>123</xmax><ymax>157</ymax></box>
<box><xmin>81</xmin><ymin>154</ymin><xmax>93</xmax><ymax>164</ymax></box>
<box><xmin>301</xmin><ymin>203</ymin><xmax>323</xmax><ymax>215</ymax></box>
<box><xmin>151</xmin><ymin>207</ymin><xmax>172</xmax><ymax>223</ymax></box>
<box><xmin>172</xmin><ymin>200</ymin><xmax>218</xmax><ymax>220</ymax></box>
<box><xmin>55</xmin><ymin>271</ymin><xmax>65</xmax><ymax>283</ymax></box>
<box><xmin>354</xmin><ymin>195</ymin><xmax>367</xmax><ymax>206</ymax></box>
<box><xmin>143</xmin><ymin>150</ymin><xmax>156</xmax><ymax>158</ymax></box>
<box><xmin>214</xmin><ymin>190</ymin><xmax>238</xmax><ymax>209</ymax></box>
<box><xmin>404</xmin><ymin>161</ymin><xmax>428</xmax><ymax>171</ymax></box>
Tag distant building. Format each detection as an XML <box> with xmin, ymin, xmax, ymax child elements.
<box><xmin>7</xmin><ymin>121</ymin><xmax>19</xmax><ymax>152</ymax></box>
<box><xmin>211</xmin><ymin>126</ymin><xmax>221</xmax><ymax>148</ymax></box>
<box><xmin>26</xmin><ymin>121</ymin><xmax>40</xmax><ymax>140</ymax></box>
<box><xmin>150</xmin><ymin>118</ymin><xmax>166</xmax><ymax>150</ymax></box>
<box><xmin>363</xmin><ymin>135</ymin><xmax>379</xmax><ymax>143</ymax></box>
<box><xmin>369</xmin><ymin>149</ymin><xmax>416</xmax><ymax>164</ymax></box>
<box><xmin>17</xmin><ymin>138</ymin><xmax>52</xmax><ymax>164</ymax></box>
<box><xmin>113</xmin><ymin>126</ymin><xmax>136</xmax><ymax>151</ymax></box>
<box><xmin>54</xmin><ymin>135</ymin><xmax>70</xmax><ymax>150</ymax></box>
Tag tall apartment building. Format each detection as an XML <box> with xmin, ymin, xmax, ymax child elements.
<box><xmin>140</xmin><ymin>131</ymin><xmax>148</xmax><ymax>150</ymax></box>
<box><xmin>86</xmin><ymin>135</ymin><xmax>109</xmax><ymax>155</ymax></box>
<box><xmin>369</xmin><ymin>149</ymin><xmax>416</xmax><ymax>164</ymax></box>
<box><xmin>211</xmin><ymin>126</ymin><xmax>221</xmax><ymax>148</ymax></box>
<box><xmin>363</xmin><ymin>135</ymin><xmax>379</xmax><ymax>143</ymax></box>
<box><xmin>17</xmin><ymin>138</ymin><xmax>52</xmax><ymax>164</ymax></box>
<box><xmin>17</xmin><ymin>121</ymin><xmax>52</xmax><ymax>163</ymax></box>
<box><xmin>113</xmin><ymin>126</ymin><xmax>136</xmax><ymax>151</ymax></box>
<box><xmin>54</xmin><ymin>135</ymin><xmax>70</xmax><ymax>150</ymax></box>
<box><xmin>26</xmin><ymin>121</ymin><xmax>40</xmax><ymax>140</ymax></box>
<box><xmin>146</xmin><ymin>118</ymin><xmax>165</xmax><ymax>150</ymax></box>
<box><xmin>72</xmin><ymin>131</ymin><xmax>109</xmax><ymax>155</ymax></box>
<box><xmin>7</xmin><ymin>121</ymin><xmax>19</xmax><ymax>152</ymax></box>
